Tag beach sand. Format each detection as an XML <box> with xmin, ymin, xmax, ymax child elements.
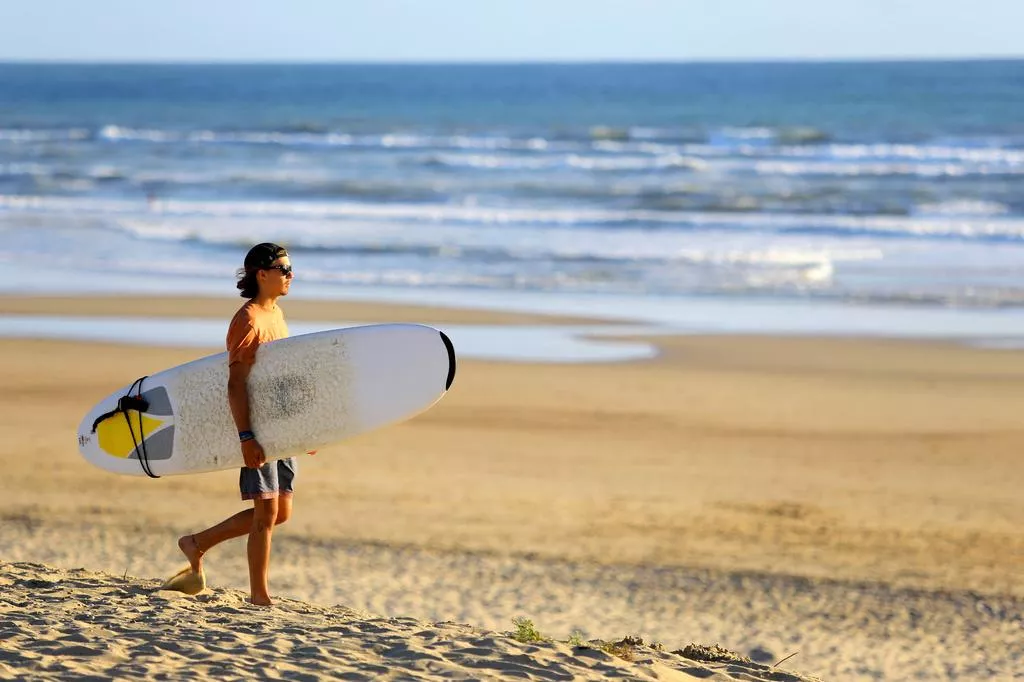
<box><xmin>1</xmin><ymin>295</ymin><xmax>1022</xmax><ymax>680</ymax></box>
<box><xmin>0</xmin><ymin>561</ymin><xmax>822</xmax><ymax>682</ymax></box>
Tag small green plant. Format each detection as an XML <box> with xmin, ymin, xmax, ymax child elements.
<box><xmin>511</xmin><ymin>616</ymin><xmax>548</xmax><ymax>644</ymax></box>
<box><xmin>566</xmin><ymin>630</ymin><xmax>586</xmax><ymax>647</ymax></box>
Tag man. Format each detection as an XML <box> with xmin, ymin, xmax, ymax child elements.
<box><xmin>177</xmin><ymin>242</ymin><xmax>297</xmax><ymax>606</ymax></box>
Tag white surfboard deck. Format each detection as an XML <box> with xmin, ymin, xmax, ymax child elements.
<box><xmin>76</xmin><ymin>323</ymin><xmax>456</xmax><ymax>477</ymax></box>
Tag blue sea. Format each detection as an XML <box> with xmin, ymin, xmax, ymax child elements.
<box><xmin>4</xmin><ymin>61</ymin><xmax>1024</xmax><ymax>343</ymax></box>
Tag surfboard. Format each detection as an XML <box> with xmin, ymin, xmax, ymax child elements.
<box><xmin>76</xmin><ymin>324</ymin><xmax>456</xmax><ymax>477</ymax></box>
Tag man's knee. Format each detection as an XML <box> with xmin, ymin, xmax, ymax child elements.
<box><xmin>252</xmin><ymin>498</ymin><xmax>279</xmax><ymax>531</ymax></box>
<box><xmin>275</xmin><ymin>505</ymin><xmax>291</xmax><ymax>526</ymax></box>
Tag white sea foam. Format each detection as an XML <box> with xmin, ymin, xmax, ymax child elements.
<box><xmin>712</xmin><ymin>127</ymin><xmax>777</xmax><ymax>142</ymax></box>
<box><xmin>5</xmin><ymin>194</ymin><xmax>1024</xmax><ymax>241</ymax></box>
<box><xmin>14</xmin><ymin>124</ymin><xmax>1024</xmax><ymax>183</ymax></box>
<box><xmin>92</xmin><ymin>125</ymin><xmax>577</xmax><ymax>153</ymax></box>
<box><xmin>912</xmin><ymin>200</ymin><xmax>1011</xmax><ymax>217</ymax></box>
<box><xmin>566</xmin><ymin>153</ymin><xmax>707</xmax><ymax>171</ymax></box>
<box><xmin>99</xmin><ymin>125</ymin><xmax>179</xmax><ymax>143</ymax></box>
<box><xmin>0</xmin><ymin>128</ymin><xmax>90</xmax><ymax>142</ymax></box>
<box><xmin>432</xmin><ymin>145</ymin><xmax>1024</xmax><ymax>177</ymax></box>
<box><xmin>104</xmin><ymin>212</ymin><xmax>883</xmax><ymax>298</ymax></box>
<box><xmin>9</xmin><ymin>123</ymin><xmax>1024</xmax><ymax>163</ymax></box>
<box><xmin>750</xmin><ymin>160</ymin><xmax>982</xmax><ymax>177</ymax></box>
<box><xmin>803</xmin><ymin>143</ymin><xmax>1024</xmax><ymax>165</ymax></box>
<box><xmin>430</xmin><ymin>154</ymin><xmax>556</xmax><ymax>170</ymax></box>
<box><xmin>430</xmin><ymin>152</ymin><xmax>707</xmax><ymax>172</ymax></box>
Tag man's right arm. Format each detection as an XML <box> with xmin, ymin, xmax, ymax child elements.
<box><xmin>228</xmin><ymin>360</ymin><xmax>265</xmax><ymax>468</ymax></box>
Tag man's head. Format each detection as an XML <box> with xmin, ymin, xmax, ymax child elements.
<box><xmin>236</xmin><ymin>242</ymin><xmax>293</xmax><ymax>299</ymax></box>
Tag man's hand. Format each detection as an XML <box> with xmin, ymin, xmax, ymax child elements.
<box><xmin>241</xmin><ymin>439</ymin><xmax>266</xmax><ymax>469</ymax></box>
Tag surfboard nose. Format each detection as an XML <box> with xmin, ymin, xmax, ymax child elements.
<box><xmin>439</xmin><ymin>330</ymin><xmax>456</xmax><ymax>391</ymax></box>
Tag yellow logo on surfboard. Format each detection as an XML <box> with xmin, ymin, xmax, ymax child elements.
<box><xmin>96</xmin><ymin>412</ymin><xmax>168</xmax><ymax>458</ymax></box>
<box><xmin>94</xmin><ymin>387</ymin><xmax>177</xmax><ymax>461</ymax></box>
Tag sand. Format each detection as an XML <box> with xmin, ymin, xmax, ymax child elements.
<box><xmin>1</xmin><ymin>295</ymin><xmax>1023</xmax><ymax>680</ymax></box>
<box><xmin>0</xmin><ymin>561</ymin><xmax>824</xmax><ymax>682</ymax></box>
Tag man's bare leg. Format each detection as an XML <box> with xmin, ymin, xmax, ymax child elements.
<box><xmin>178</xmin><ymin>496</ymin><xmax>292</xmax><ymax>575</ymax></box>
<box><xmin>248</xmin><ymin>497</ymin><xmax>279</xmax><ymax>606</ymax></box>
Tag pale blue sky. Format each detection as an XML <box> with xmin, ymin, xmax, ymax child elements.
<box><xmin>1</xmin><ymin>0</ymin><xmax>1021</xmax><ymax>62</ymax></box>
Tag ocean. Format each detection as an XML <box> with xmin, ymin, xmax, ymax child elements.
<box><xmin>3</xmin><ymin>61</ymin><xmax>1024</xmax><ymax>339</ymax></box>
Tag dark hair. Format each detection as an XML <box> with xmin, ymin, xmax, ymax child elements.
<box><xmin>237</xmin><ymin>242</ymin><xmax>288</xmax><ymax>298</ymax></box>
<box><xmin>236</xmin><ymin>267</ymin><xmax>259</xmax><ymax>298</ymax></box>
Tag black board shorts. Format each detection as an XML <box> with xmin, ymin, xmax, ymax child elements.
<box><xmin>240</xmin><ymin>457</ymin><xmax>296</xmax><ymax>500</ymax></box>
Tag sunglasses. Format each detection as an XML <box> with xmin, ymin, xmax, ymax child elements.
<box><xmin>264</xmin><ymin>264</ymin><xmax>293</xmax><ymax>277</ymax></box>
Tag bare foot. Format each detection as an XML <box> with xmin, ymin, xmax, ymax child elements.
<box><xmin>177</xmin><ymin>535</ymin><xmax>204</xmax><ymax>575</ymax></box>
<box><xmin>249</xmin><ymin>594</ymin><xmax>273</xmax><ymax>607</ymax></box>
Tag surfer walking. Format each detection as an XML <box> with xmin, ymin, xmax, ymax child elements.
<box><xmin>177</xmin><ymin>242</ymin><xmax>298</xmax><ymax>606</ymax></box>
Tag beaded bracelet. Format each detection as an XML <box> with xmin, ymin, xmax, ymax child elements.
<box><xmin>238</xmin><ymin>430</ymin><xmax>255</xmax><ymax>443</ymax></box>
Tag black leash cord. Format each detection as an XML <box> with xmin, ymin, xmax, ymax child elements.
<box><xmin>90</xmin><ymin>376</ymin><xmax>159</xmax><ymax>479</ymax></box>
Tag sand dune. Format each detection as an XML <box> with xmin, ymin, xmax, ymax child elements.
<box><xmin>3</xmin><ymin>515</ymin><xmax>1021</xmax><ymax>680</ymax></box>
<box><xmin>0</xmin><ymin>561</ymin><xmax>820</xmax><ymax>682</ymax></box>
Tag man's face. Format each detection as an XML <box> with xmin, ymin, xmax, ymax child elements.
<box><xmin>259</xmin><ymin>256</ymin><xmax>293</xmax><ymax>297</ymax></box>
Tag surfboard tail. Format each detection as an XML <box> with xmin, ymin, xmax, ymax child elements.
<box><xmin>440</xmin><ymin>330</ymin><xmax>456</xmax><ymax>391</ymax></box>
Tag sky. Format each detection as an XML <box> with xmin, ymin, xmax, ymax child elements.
<box><xmin>0</xmin><ymin>0</ymin><xmax>1021</xmax><ymax>63</ymax></box>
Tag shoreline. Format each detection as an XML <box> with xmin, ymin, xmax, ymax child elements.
<box><xmin>8</xmin><ymin>294</ymin><xmax>1024</xmax><ymax>364</ymax></box>
<box><xmin>0</xmin><ymin>294</ymin><xmax>608</xmax><ymax>326</ymax></box>
<box><xmin>8</xmin><ymin>290</ymin><xmax>1024</xmax><ymax>345</ymax></box>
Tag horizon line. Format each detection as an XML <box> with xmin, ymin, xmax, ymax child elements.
<box><xmin>1</xmin><ymin>55</ymin><xmax>1023</xmax><ymax>66</ymax></box>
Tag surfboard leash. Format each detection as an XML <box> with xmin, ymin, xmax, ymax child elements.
<box><xmin>89</xmin><ymin>376</ymin><xmax>160</xmax><ymax>479</ymax></box>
